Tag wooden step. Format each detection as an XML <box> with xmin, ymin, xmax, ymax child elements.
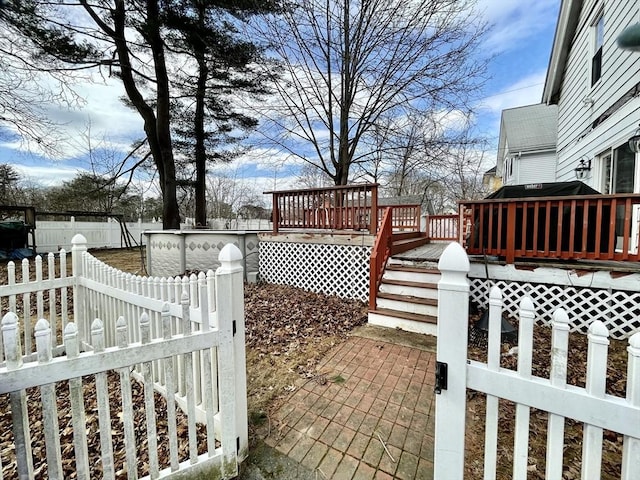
<box><xmin>391</xmin><ymin>237</ymin><xmax>430</xmax><ymax>255</ymax></box>
<box><xmin>377</xmin><ymin>292</ymin><xmax>437</xmax><ymax>306</ymax></box>
<box><xmin>391</xmin><ymin>231</ymin><xmax>424</xmax><ymax>241</ymax></box>
<box><xmin>381</xmin><ymin>278</ymin><xmax>438</xmax><ymax>290</ymax></box>
<box><xmin>368</xmin><ymin>308</ymin><xmax>437</xmax><ymax>324</ymax></box>
<box><xmin>386</xmin><ymin>264</ymin><xmax>440</xmax><ymax>275</ymax></box>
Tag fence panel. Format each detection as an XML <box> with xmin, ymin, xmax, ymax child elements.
<box><xmin>0</xmin><ymin>302</ymin><xmax>238</xmax><ymax>479</ymax></box>
<box><xmin>0</xmin><ymin>234</ymin><xmax>247</xmax><ymax>479</ymax></box>
<box><xmin>0</xmin><ymin>251</ymin><xmax>73</xmax><ymax>359</ymax></box>
<box><xmin>435</xmin><ymin>242</ymin><xmax>640</xmax><ymax>479</ymax></box>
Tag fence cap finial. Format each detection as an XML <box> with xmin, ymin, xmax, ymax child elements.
<box><xmin>588</xmin><ymin>320</ymin><xmax>610</xmax><ymax>339</ymax></box>
<box><xmin>1</xmin><ymin>311</ymin><xmax>18</xmax><ymax>329</ymax></box>
<box><xmin>71</xmin><ymin>233</ymin><xmax>87</xmax><ymax>247</ymax></box>
<box><xmin>218</xmin><ymin>243</ymin><xmax>243</xmax><ymax>274</ymax></box>
<box><xmin>437</xmin><ymin>241</ymin><xmax>470</xmax><ymax>274</ymax></box>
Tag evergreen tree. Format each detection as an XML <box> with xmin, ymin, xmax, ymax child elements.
<box><xmin>2</xmin><ymin>0</ymin><xmax>280</xmax><ymax>228</ymax></box>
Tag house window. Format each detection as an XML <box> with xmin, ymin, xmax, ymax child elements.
<box><xmin>601</xmin><ymin>143</ymin><xmax>635</xmax><ymax>194</ymax></box>
<box><xmin>591</xmin><ymin>12</ymin><xmax>604</xmax><ymax>86</ymax></box>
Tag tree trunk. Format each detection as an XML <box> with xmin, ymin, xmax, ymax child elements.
<box><xmin>146</xmin><ymin>0</ymin><xmax>180</xmax><ymax>229</ymax></box>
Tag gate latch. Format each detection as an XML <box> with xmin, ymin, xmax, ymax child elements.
<box><xmin>434</xmin><ymin>361</ymin><xmax>448</xmax><ymax>394</ymax></box>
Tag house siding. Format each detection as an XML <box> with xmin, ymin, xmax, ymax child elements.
<box><xmin>555</xmin><ymin>0</ymin><xmax>640</xmax><ymax>190</ymax></box>
<box><xmin>517</xmin><ymin>151</ymin><xmax>557</xmax><ymax>185</ymax></box>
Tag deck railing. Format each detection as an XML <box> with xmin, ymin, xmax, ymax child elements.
<box><xmin>461</xmin><ymin>193</ymin><xmax>640</xmax><ymax>263</ymax></box>
<box><xmin>266</xmin><ymin>184</ymin><xmax>426</xmax><ymax>235</ymax></box>
<box><xmin>369</xmin><ymin>208</ymin><xmax>393</xmax><ymax>310</ymax></box>
<box><xmin>380</xmin><ymin>204</ymin><xmax>421</xmax><ymax>232</ymax></box>
<box><xmin>266</xmin><ymin>184</ymin><xmax>379</xmax><ymax>233</ymax></box>
<box><xmin>427</xmin><ymin>214</ymin><xmax>465</xmax><ymax>242</ymax></box>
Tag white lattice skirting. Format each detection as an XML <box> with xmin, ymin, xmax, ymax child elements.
<box><xmin>259</xmin><ymin>241</ymin><xmax>371</xmax><ymax>301</ymax></box>
<box><xmin>470</xmin><ymin>278</ymin><xmax>640</xmax><ymax>340</ymax></box>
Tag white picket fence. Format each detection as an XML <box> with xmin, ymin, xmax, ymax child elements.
<box><xmin>0</xmin><ymin>234</ymin><xmax>248</xmax><ymax>479</ymax></box>
<box><xmin>434</xmin><ymin>242</ymin><xmax>640</xmax><ymax>480</ymax></box>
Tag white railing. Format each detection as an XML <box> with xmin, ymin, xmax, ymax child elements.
<box><xmin>0</xmin><ymin>234</ymin><xmax>248</xmax><ymax>479</ymax></box>
<box><xmin>434</xmin><ymin>242</ymin><xmax>640</xmax><ymax>480</ymax></box>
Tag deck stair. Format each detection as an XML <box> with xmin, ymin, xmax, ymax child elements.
<box><xmin>368</xmin><ymin>255</ymin><xmax>441</xmax><ymax>336</ymax></box>
<box><xmin>390</xmin><ymin>231</ymin><xmax>429</xmax><ymax>255</ymax></box>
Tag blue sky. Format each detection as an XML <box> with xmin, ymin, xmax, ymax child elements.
<box><xmin>1</xmin><ymin>0</ymin><xmax>560</xmax><ymax>193</ymax></box>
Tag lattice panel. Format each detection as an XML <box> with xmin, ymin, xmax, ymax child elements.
<box><xmin>259</xmin><ymin>241</ymin><xmax>371</xmax><ymax>301</ymax></box>
<box><xmin>470</xmin><ymin>278</ymin><xmax>640</xmax><ymax>339</ymax></box>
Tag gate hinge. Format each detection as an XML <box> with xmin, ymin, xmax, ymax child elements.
<box><xmin>434</xmin><ymin>361</ymin><xmax>448</xmax><ymax>394</ymax></box>
<box><xmin>233</xmin><ymin>320</ymin><xmax>236</xmax><ymax>336</ymax></box>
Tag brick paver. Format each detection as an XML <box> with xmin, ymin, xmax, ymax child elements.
<box><xmin>265</xmin><ymin>332</ymin><xmax>436</xmax><ymax>479</ymax></box>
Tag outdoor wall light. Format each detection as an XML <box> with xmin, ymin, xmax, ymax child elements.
<box><xmin>628</xmin><ymin>125</ymin><xmax>640</xmax><ymax>153</ymax></box>
<box><xmin>574</xmin><ymin>157</ymin><xmax>592</xmax><ymax>180</ymax></box>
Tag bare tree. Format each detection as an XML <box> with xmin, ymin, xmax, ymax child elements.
<box><xmin>2</xmin><ymin>0</ymin><xmax>279</xmax><ymax>229</ymax></box>
<box><xmin>253</xmin><ymin>0</ymin><xmax>488</xmax><ymax>185</ymax></box>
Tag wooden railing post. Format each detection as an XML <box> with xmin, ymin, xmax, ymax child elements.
<box><xmin>435</xmin><ymin>242</ymin><xmax>470</xmax><ymax>480</ymax></box>
<box><xmin>272</xmin><ymin>193</ymin><xmax>279</xmax><ymax>233</ymax></box>
<box><xmin>506</xmin><ymin>202</ymin><xmax>517</xmax><ymax>264</ymax></box>
<box><xmin>370</xmin><ymin>184</ymin><xmax>378</xmax><ymax>233</ymax></box>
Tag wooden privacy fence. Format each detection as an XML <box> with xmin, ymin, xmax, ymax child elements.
<box><xmin>0</xmin><ymin>234</ymin><xmax>248</xmax><ymax>479</ymax></box>
<box><xmin>434</xmin><ymin>242</ymin><xmax>640</xmax><ymax>480</ymax></box>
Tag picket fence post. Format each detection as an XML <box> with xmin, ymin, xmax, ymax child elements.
<box><xmin>435</xmin><ymin>242</ymin><xmax>470</xmax><ymax>480</ymax></box>
<box><xmin>546</xmin><ymin>308</ymin><xmax>570</xmax><ymax>479</ymax></box>
<box><xmin>1</xmin><ymin>312</ymin><xmax>34</xmax><ymax>479</ymax></box>
<box><xmin>71</xmin><ymin>234</ymin><xmax>88</xmax><ymax>344</ymax></box>
<box><xmin>622</xmin><ymin>332</ymin><xmax>640</xmax><ymax>479</ymax></box>
<box><xmin>216</xmin><ymin>244</ymin><xmax>248</xmax><ymax>462</ymax></box>
<box><xmin>581</xmin><ymin>320</ymin><xmax>609</xmax><ymax>479</ymax></box>
<box><xmin>35</xmin><ymin>318</ymin><xmax>63</xmax><ymax>479</ymax></box>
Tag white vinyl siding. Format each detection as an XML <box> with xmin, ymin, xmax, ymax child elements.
<box><xmin>518</xmin><ymin>151</ymin><xmax>557</xmax><ymax>185</ymax></box>
<box><xmin>504</xmin><ymin>151</ymin><xmax>557</xmax><ymax>186</ymax></box>
<box><xmin>555</xmin><ymin>0</ymin><xmax>640</xmax><ymax>188</ymax></box>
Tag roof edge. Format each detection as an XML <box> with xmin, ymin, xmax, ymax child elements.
<box><xmin>542</xmin><ymin>0</ymin><xmax>582</xmax><ymax>104</ymax></box>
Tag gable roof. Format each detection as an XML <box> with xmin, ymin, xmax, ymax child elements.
<box><xmin>542</xmin><ymin>0</ymin><xmax>582</xmax><ymax>104</ymax></box>
<box><xmin>496</xmin><ymin>103</ymin><xmax>558</xmax><ymax>163</ymax></box>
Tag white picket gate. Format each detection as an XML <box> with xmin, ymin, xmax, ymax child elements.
<box><xmin>0</xmin><ymin>234</ymin><xmax>248</xmax><ymax>479</ymax></box>
<box><xmin>434</xmin><ymin>242</ymin><xmax>640</xmax><ymax>480</ymax></box>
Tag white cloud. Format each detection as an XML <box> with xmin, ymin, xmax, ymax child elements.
<box><xmin>3</xmin><ymin>76</ymin><xmax>144</xmax><ymax>162</ymax></box>
<box><xmin>476</xmin><ymin>0</ymin><xmax>559</xmax><ymax>54</ymax></box>
<box><xmin>13</xmin><ymin>164</ymin><xmax>89</xmax><ymax>187</ymax></box>
<box><xmin>476</xmin><ymin>71</ymin><xmax>547</xmax><ymax>114</ymax></box>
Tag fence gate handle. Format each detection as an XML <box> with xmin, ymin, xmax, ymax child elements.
<box><xmin>434</xmin><ymin>361</ymin><xmax>448</xmax><ymax>394</ymax></box>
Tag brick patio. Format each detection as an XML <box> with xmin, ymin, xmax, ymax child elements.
<box><xmin>265</xmin><ymin>329</ymin><xmax>436</xmax><ymax>479</ymax></box>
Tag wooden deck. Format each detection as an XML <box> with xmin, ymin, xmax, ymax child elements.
<box><xmin>392</xmin><ymin>240</ymin><xmax>640</xmax><ymax>274</ymax></box>
<box><xmin>391</xmin><ymin>241</ymin><xmax>451</xmax><ymax>263</ymax></box>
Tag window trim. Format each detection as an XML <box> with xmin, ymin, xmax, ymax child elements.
<box><xmin>591</xmin><ymin>9</ymin><xmax>604</xmax><ymax>87</ymax></box>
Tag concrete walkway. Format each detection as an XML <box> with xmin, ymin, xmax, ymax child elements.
<box><xmin>264</xmin><ymin>326</ymin><xmax>437</xmax><ymax>479</ymax></box>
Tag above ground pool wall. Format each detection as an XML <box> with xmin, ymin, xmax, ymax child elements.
<box><xmin>144</xmin><ymin>230</ymin><xmax>260</xmax><ymax>281</ymax></box>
